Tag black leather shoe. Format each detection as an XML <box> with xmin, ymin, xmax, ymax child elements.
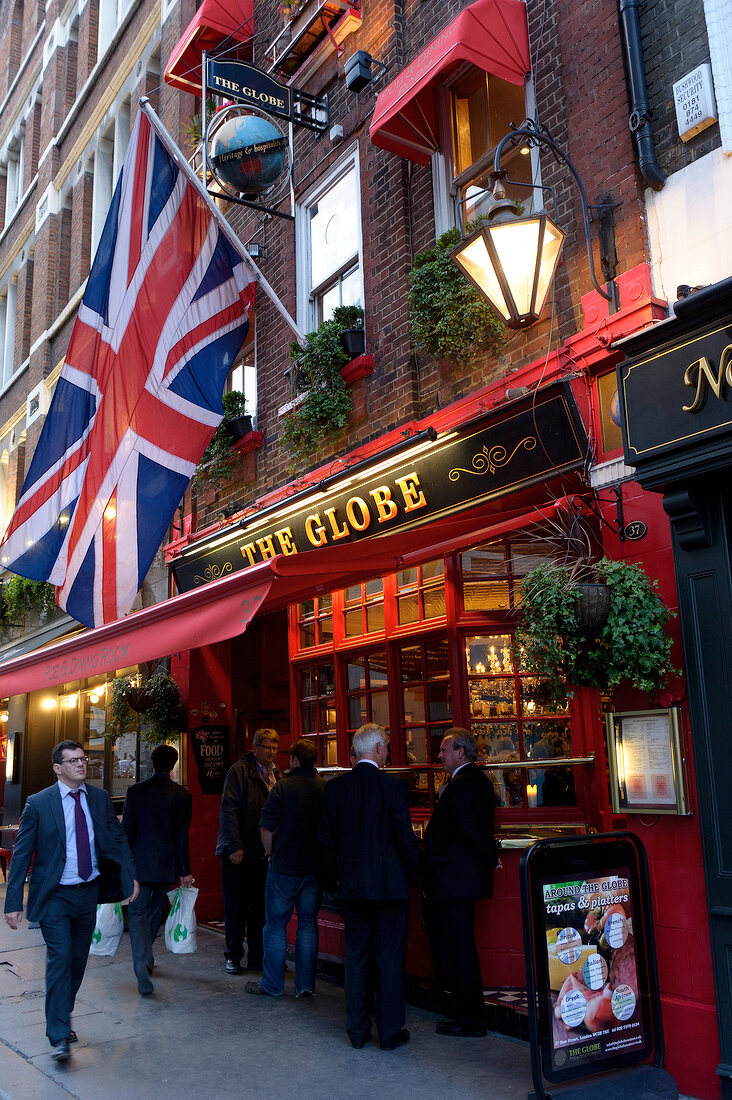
<box><xmin>51</xmin><ymin>1039</ymin><xmax>70</xmax><ymax>1062</ymax></box>
<box><xmin>225</xmin><ymin>960</ymin><xmax>242</xmax><ymax>974</ymax></box>
<box><xmin>381</xmin><ymin>1028</ymin><xmax>410</xmax><ymax>1051</ymax></box>
<box><xmin>435</xmin><ymin>1019</ymin><xmax>487</xmax><ymax>1037</ymax></box>
<box><xmin>67</xmin><ymin>1031</ymin><xmax>78</xmax><ymax>1043</ymax></box>
<box><xmin>350</xmin><ymin>1030</ymin><xmax>372</xmax><ymax>1049</ymax></box>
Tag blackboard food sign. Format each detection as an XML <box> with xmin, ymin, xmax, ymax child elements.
<box><xmin>522</xmin><ymin>833</ymin><xmax>660</xmax><ymax>1089</ymax></box>
<box><xmin>191</xmin><ymin>726</ymin><xmax>229</xmax><ymax>794</ymax></box>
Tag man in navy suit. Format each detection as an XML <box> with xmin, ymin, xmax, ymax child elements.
<box><xmin>4</xmin><ymin>740</ymin><xmax>138</xmax><ymax>1062</ymax></box>
<box><xmin>122</xmin><ymin>744</ymin><xmax>193</xmax><ymax>995</ymax></box>
<box><xmin>319</xmin><ymin>723</ymin><xmax>419</xmax><ymax>1051</ymax></box>
<box><xmin>423</xmin><ymin>728</ymin><xmax>497</xmax><ymax>1038</ymax></box>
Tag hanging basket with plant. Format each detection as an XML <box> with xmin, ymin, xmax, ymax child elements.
<box><xmin>192</xmin><ymin>390</ymin><xmax>249</xmax><ymax>497</ymax></box>
<box><xmin>107</xmin><ymin>670</ymin><xmax>183</xmax><ymax>746</ymax></box>
<box><xmin>516</xmin><ymin>557</ymin><xmax>677</xmax><ymax>706</ymax></box>
<box><xmin>408</xmin><ymin>220</ymin><xmax>507</xmax><ymax>369</ymax></box>
<box><xmin>279</xmin><ymin>305</ymin><xmax>363</xmax><ymax>466</ymax></box>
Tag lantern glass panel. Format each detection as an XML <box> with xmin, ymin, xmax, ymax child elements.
<box><xmin>455</xmin><ymin>232</ymin><xmax>510</xmax><ymax>318</ymax></box>
<box><xmin>487</xmin><ymin>217</ymin><xmax>542</xmax><ymax>317</ymax></box>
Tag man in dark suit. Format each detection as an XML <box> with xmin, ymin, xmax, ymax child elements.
<box><xmin>122</xmin><ymin>744</ymin><xmax>193</xmax><ymax>995</ymax></box>
<box><xmin>215</xmin><ymin>728</ymin><xmax>283</xmax><ymax>973</ymax></box>
<box><xmin>319</xmin><ymin>723</ymin><xmax>419</xmax><ymax>1051</ymax></box>
<box><xmin>423</xmin><ymin>727</ymin><xmax>498</xmax><ymax>1038</ymax></box>
<box><xmin>3</xmin><ymin>740</ymin><xmax>138</xmax><ymax>1062</ymax></box>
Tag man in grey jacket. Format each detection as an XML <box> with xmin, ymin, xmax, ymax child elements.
<box><xmin>4</xmin><ymin>741</ymin><xmax>138</xmax><ymax>1062</ymax></box>
<box><xmin>215</xmin><ymin>728</ymin><xmax>282</xmax><ymax>973</ymax></box>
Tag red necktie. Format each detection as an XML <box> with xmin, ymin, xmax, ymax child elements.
<box><xmin>70</xmin><ymin>790</ymin><xmax>92</xmax><ymax>880</ymax></box>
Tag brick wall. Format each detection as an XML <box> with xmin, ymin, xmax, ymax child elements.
<box><xmin>71</xmin><ymin>168</ymin><xmax>94</xmax><ymax>291</ymax></box>
<box><xmin>640</xmin><ymin>0</ymin><xmax>720</xmax><ymax>175</ymax></box>
<box><xmin>189</xmin><ymin>0</ymin><xmax>656</xmax><ymax>528</ymax></box>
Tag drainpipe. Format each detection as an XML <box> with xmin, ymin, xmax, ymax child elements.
<box><xmin>618</xmin><ymin>0</ymin><xmax>666</xmax><ymax>191</ymax></box>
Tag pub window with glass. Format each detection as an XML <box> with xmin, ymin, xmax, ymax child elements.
<box><xmin>440</xmin><ymin>67</ymin><xmax>535</xmax><ymax>230</ymax></box>
<box><xmin>297</xmin><ymin>149</ymin><xmax>363</xmax><ymax>331</ymax></box>
<box><xmin>290</xmin><ymin>537</ymin><xmax>582</xmax><ymax>815</ymax></box>
<box><xmin>38</xmin><ymin>669</ymin><xmax>182</xmax><ymax>806</ymax></box>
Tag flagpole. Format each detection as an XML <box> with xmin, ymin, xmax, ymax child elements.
<box><xmin>139</xmin><ymin>97</ymin><xmax>305</xmax><ymax>346</ymax></box>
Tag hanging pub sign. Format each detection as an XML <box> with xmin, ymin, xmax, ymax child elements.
<box><xmin>521</xmin><ymin>833</ymin><xmax>674</xmax><ymax>1096</ymax></box>
<box><xmin>190</xmin><ymin>725</ymin><xmax>230</xmax><ymax>795</ymax></box>
<box><xmin>207</xmin><ymin>59</ymin><xmax>292</xmax><ymax>122</ymax></box>
<box><xmin>205</xmin><ymin>59</ymin><xmax>327</xmax><ymax>133</ymax></box>
<box><xmin>202</xmin><ymin>58</ymin><xmax>327</xmax><ymax>217</ymax></box>
<box><xmin>208</xmin><ymin>106</ymin><xmax>291</xmax><ymax>204</ymax></box>
<box><xmin>173</xmin><ymin>382</ymin><xmax>588</xmax><ymax>593</ymax></box>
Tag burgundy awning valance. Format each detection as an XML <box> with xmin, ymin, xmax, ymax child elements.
<box><xmin>0</xmin><ymin>499</ymin><xmax>560</xmax><ymax>699</ymax></box>
<box><xmin>369</xmin><ymin>0</ymin><xmax>531</xmax><ymax>165</ymax></box>
<box><xmin>164</xmin><ymin>0</ymin><xmax>254</xmax><ymax>96</ymax></box>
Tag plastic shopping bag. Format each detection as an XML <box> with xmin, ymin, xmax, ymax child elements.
<box><xmin>165</xmin><ymin>886</ymin><xmax>199</xmax><ymax>954</ymax></box>
<box><xmin>89</xmin><ymin>902</ymin><xmax>124</xmax><ymax>956</ymax></box>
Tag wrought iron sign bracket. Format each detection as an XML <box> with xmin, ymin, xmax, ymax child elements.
<box><xmin>578</xmin><ymin>487</ymin><xmax>627</xmax><ymax>542</ymax></box>
<box><xmin>292</xmin><ymin>88</ymin><xmax>329</xmax><ymax>133</ymax></box>
<box><xmin>206</xmin><ymin>189</ymin><xmax>295</xmax><ymax>221</ymax></box>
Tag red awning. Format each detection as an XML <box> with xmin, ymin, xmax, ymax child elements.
<box><xmin>0</xmin><ymin>499</ymin><xmax>560</xmax><ymax>698</ymax></box>
<box><xmin>164</xmin><ymin>0</ymin><xmax>254</xmax><ymax>96</ymax></box>
<box><xmin>369</xmin><ymin>0</ymin><xmax>530</xmax><ymax>165</ymax></box>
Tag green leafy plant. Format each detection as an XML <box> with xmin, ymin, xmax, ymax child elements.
<box><xmin>182</xmin><ymin>97</ymin><xmax>225</xmax><ymax>151</ymax></box>
<box><xmin>408</xmin><ymin>221</ymin><xmax>506</xmax><ymax>368</ymax></box>
<box><xmin>192</xmin><ymin>390</ymin><xmax>248</xmax><ymax>496</ymax></box>
<box><xmin>107</xmin><ymin>670</ymin><xmax>182</xmax><ymax>746</ymax></box>
<box><xmin>279</xmin><ymin>305</ymin><xmax>363</xmax><ymax>466</ymax></box>
<box><xmin>516</xmin><ymin>558</ymin><xmax>677</xmax><ymax>706</ymax></box>
<box><xmin>1</xmin><ymin>576</ymin><xmax>57</xmax><ymax>623</ymax></box>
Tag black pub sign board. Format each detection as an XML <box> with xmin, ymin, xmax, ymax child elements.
<box><xmin>173</xmin><ymin>383</ymin><xmax>588</xmax><ymax>594</ymax></box>
<box><xmin>618</xmin><ymin>284</ymin><xmax>732</xmax><ymax>485</ymax></box>
<box><xmin>206</xmin><ymin>59</ymin><xmax>292</xmax><ymax>121</ymax></box>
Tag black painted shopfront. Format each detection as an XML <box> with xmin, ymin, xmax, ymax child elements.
<box><xmin>619</xmin><ymin>275</ymin><xmax>732</xmax><ymax>1097</ymax></box>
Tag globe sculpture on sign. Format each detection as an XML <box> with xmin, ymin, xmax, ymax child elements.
<box><xmin>209</xmin><ymin>111</ymin><xmax>289</xmax><ymax>201</ymax></box>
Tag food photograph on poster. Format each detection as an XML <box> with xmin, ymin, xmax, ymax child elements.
<box><xmin>542</xmin><ymin>871</ymin><xmax>647</xmax><ymax>1072</ymax></box>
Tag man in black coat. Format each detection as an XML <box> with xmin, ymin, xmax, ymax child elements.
<box><xmin>319</xmin><ymin>723</ymin><xmax>419</xmax><ymax>1051</ymax></box>
<box><xmin>121</xmin><ymin>744</ymin><xmax>193</xmax><ymax>994</ymax></box>
<box><xmin>215</xmin><ymin>728</ymin><xmax>282</xmax><ymax>973</ymax></box>
<box><xmin>423</xmin><ymin>727</ymin><xmax>498</xmax><ymax>1038</ymax></box>
<box><xmin>4</xmin><ymin>741</ymin><xmax>138</xmax><ymax>1062</ymax></box>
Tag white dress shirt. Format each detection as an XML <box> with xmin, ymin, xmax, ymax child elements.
<box><xmin>57</xmin><ymin>781</ymin><xmax>100</xmax><ymax>885</ymax></box>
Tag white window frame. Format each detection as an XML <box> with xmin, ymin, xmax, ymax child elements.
<box><xmin>3</xmin><ymin>129</ymin><xmax>25</xmax><ymax>225</ymax></box>
<box><xmin>431</xmin><ymin>67</ymin><xmax>537</xmax><ymax>235</ymax></box>
<box><xmin>91</xmin><ymin>127</ymin><xmax>114</xmax><ymax>254</ymax></box>
<box><xmin>295</xmin><ymin>145</ymin><xmax>364</xmax><ymax>334</ymax></box>
<box><xmin>98</xmin><ymin>0</ymin><xmax>134</xmax><ymax>59</ymax></box>
<box><xmin>0</xmin><ymin>278</ymin><xmax>18</xmax><ymax>391</ymax></box>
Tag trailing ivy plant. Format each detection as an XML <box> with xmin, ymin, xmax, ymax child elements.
<box><xmin>1</xmin><ymin>576</ymin><xmax>58</xmax><ymax>623</ymax></box>
<box><xmin>279</xmin><ymin>305</ymin><xmax>363</xmax><ymax>466</ymax></box>
<box><xmin>516</xmin><ymin>557</ymin><xmax>677</xmax><ymax>706</ymax></box>
<box><xmin>107</xmin><ymin>670</ymin><xmax>182</xmax><ymax>746</ymax></box>
<box><xmin>408</xmin><ymin>220</ymin><xmax>506</xmax><ymax>368</ymax></box>
<box><xmin>192</xmin><ymin>390</ymin><xmax>248</xmax><ymax>496</ymax></box>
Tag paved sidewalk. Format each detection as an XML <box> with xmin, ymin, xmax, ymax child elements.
<box><xmin>0</xmin><ymin>882</ymin><xmax>534</xmax><ymax>1100</ymax></box>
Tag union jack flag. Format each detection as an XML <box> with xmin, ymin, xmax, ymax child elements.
<box><xmin>0</xmin><ymin>109</ymin><xmax>255</xmax><ymax>628</ymax></box>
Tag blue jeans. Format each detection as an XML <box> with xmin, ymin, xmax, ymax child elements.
<box><xmin>261</xmin><ymin>871</ymin><xmax>321</xmax><ymax>996</ymax></box>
